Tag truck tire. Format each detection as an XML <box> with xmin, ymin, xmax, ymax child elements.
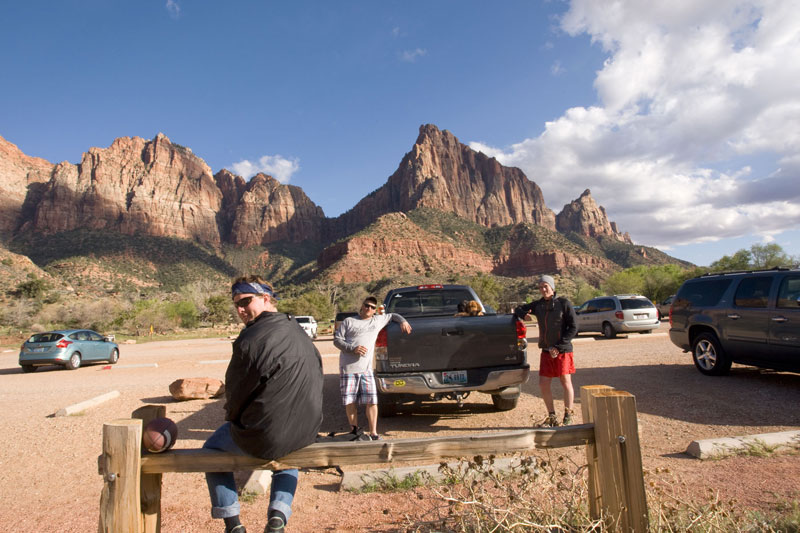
<box><xmin>491</xmin><ymin>394</ymin><xmax>518</xmax><ymax>411</ymax></box>
<box><xmin>378</xmin><ymin>400</ymin><xmax>398</xmax><ymax>417</ymax></box>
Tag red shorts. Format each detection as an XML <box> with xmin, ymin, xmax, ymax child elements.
<box><xmin>539</xmin><ymin>350</ymin><xmax>575</xmax><ymax>378</ymax></box>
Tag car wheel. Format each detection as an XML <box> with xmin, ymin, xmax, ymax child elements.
<box><xmin>491</xmin><ymin>394</ymin><xmax>519</xmax><ymax>411</ymax></box>
<box><xmin>108</xmin><ymin>349</ymin><xmax>119</xmax><ymax>364</ymax></box>
<box><xmin>21</xmin><ymin>365</ymin><xmax>37</xmax><ymax>373</ymax></box>
<box><xmin>602</xmin><ymin>322</ymin><xmax>616</xmax><ymax>339</ymax></box>
<box><xmin>65</xmin><ymin>352</ymin><xmax>82</xmax><ymax>370</ymax></box>
<box><xmin>692</xmin><ymin>333</ymin><xmax>731</xmax><ymax>376</ymax></box>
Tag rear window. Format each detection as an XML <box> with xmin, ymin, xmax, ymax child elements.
<box><xmin>777</xmin><ymin>276</ymin><xmax>800</xmax><ymax>309</ymax></box>
<box><xmin>386</xmin><ymin>289</ymin><xmax>474</xmax><ymax>316</ymax></box>
<box><xmin>620</xmin><ymin>298</ymin><xmax>655</xmax><ymax>310</ymax></box>
<box><xmin>296</xmin><ymin>317</ymin><xmax>311</xmax><ymax>324</ymax></box>
<box><xmin>28</xmin><ymin>332</ymin><xmax>63</xmax><ymax>343</ymax></box>
<box><xmin>676</xmin><ymin>279</ymin><xmax>733</xmax><ymax>307</ymax></box>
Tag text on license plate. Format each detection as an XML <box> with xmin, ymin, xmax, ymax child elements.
<box><xmin>634</xmin><ymin>313</ymin><xmax>648</xmax><ymax>319</ymax></box>
<box><xmin>442</xmin><ymin>370</ymin><xmax>467</xmax><ymax>384</ymax></box>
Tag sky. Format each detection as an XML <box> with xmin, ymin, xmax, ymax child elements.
<box><xmin>1</xmin><ymin>0</ymin><xmax>798</xmax><ymax>267</ymax></box>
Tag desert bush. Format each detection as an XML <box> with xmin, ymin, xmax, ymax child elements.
<box><xmin>165</xmin><ymin>300</ymin><xmax>199</xmax><ymax>329</ymax></box>
<box><xmin>204</xmin><ymin>294</ymin><xmax>234</xmax><ymax>326</ymax></box>
<box><xmin>278</xmin><ymin>290</ymin><xmax>335</xmax><ymax>320</ymax></box>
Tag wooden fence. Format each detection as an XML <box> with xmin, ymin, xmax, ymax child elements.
<box><xmin>97</xmin><ymin>385</ymin><xmax>647</xmax><ymax>532</ymax></box>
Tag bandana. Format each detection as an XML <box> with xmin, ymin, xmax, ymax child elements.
<box><xmin>231</xmin><ymin>281</ymin><xmax>279</xmax><ymax>299</ymax></box>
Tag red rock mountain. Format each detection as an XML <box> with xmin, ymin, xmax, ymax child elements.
<box><xmin>331</xmin><ymin>124</ymin><xmax>557</xmax><ymax>238</ymax></box>
<box><xmin>0</xmin><ymin>127</ymin><xmax>633</xmax><ymax>282</ymax></box>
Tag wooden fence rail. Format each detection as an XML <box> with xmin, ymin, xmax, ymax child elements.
<box><xmin>98</xmin><ymin>385</ymin><xmax>648</xmax><ymax>532</ymax></box>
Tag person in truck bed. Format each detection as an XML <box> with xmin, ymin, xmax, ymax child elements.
<box><xmin>514</xmin><ymin>275</ymin><xmax>578</xmax><ymax>427</ymax></box>
<box><xmin>334</xmin><ymin>296</ymin><xmax>412</xmax><ymax>440</ymax></box>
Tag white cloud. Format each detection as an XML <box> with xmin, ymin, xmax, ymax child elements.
<box><xmin>470</xmin><ymin>0</ymin><xmax>800</xmax><ymax>250</ymax></box>
<box><xmin>551</xmin><ymin>60</ymin><xmax>565</xmax><ymax>76</ymax></box>
<box><xmin>231</xmin><ymin>155</ymin><xmax>300</xmax><ymax>184</ymax></box>
<box><xmin>399</xmin><ymin>48</ymin><xmax>427</xmax><ymax>63</ymax></box>
<box><xmin>165</xmin><ymin>0</ymin><xmax>180</xmax><ymax>18</ymax></box>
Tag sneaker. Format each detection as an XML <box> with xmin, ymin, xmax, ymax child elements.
<box><xmin>369</xmin><ymin>433</ymin><xmax>383</xmax><ymax>441</ymax></box>
<box><xmin>537</xmin><ymin>413</ymin><xmax>560</xmax><ymax>427</ymax></box>
<box><xmin>265</xmin><ymin>516</ymin><xmax>285</xmax><ymax>533</ymax></box>
<box><xmin>562</xmin><ymin>408</ymin><xmax>574</xmax><ymax>426</ymax></box>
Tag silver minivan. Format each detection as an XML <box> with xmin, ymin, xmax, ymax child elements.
<box><xmin>575</xmin><ymin>295</ymin><xmax>660</xmax><ymax>338</ymax></box>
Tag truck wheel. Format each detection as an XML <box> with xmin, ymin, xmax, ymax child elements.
<box><xmin>491</xmin><ymin>394</ymin><xmax>518</xmax><ymax>411</ymax></box>
<box><xmin>378</xmin><ymin>400</ymin><xmax>398</xmax><ymax>417</ymax></box>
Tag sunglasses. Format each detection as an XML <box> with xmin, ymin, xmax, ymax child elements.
<box><xmin>362</xmin><ymin>303</ymin><xmax>376</xmax><ymax>310</ymax></box>
<box><xmin>234</xmin><ymin>296</ymin><xmax>257</xmax><ymax>308</ymax></box>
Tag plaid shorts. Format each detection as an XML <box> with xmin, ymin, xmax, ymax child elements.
<box><xmin>340</xmin><ymin>371</ymin><xmax>378</xmax><ymax>406</ymax></box>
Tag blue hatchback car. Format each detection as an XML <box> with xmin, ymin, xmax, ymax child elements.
<box><xmin>19</xmin><ymin>329</ymin><xmax>120</xmax><ymax>372</ymax></box>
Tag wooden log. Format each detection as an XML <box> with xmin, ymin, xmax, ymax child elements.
<box><xmin>55</xmin><ymin>390</ymin><xmax>120</xmax><ymax>417</ymax></box>
<box><xmin>131</xmin><ymin>406</ymin><xmax>166</xmax><ymax>533</ymax></box>
<box><xmin>98</xmin><ymin>419</ymin><xmax>143</xmax><ymax>533</ymax></box>
<box><xmin>580</xmin><ymin>385</ymin><xmax>615</xmax><ymax>520</ymax></box>
<box><xmin>140</xmin><ymin>425</ymin><xmax>595</xmax><ymax>474</ymax></box>
<box><xmin>592</xmin><ymin>391</ymin><xmax>648</xmax><ymax>532</ymax></box>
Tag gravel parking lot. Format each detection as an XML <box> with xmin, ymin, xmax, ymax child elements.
<box><xmin>1</xmin><ymin>323</ymin><xmax>798</xmax><ymax>532</ymax></box>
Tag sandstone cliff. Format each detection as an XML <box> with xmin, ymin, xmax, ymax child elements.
<box><xmin>0</xmin><ymin>135</ymin><xmax>54</xmax><ymax>235</ymax></box>
<box><xmin>330</xmin><ymin>124</ymin><xmax>556</xmax><ymax>238</ymax></box>
<box><xmin>556</xmin><ymin>189</ymin><xmax>631</xmax><ymax>243</ymax></box>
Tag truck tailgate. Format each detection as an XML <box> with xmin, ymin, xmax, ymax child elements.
<box><xmin>379</xmin><ymin>314</ymin><xmax>524</xmax><ymax>373</ymax></box>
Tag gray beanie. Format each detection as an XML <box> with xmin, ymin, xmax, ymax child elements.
<box><xmin>539</xmin><ymin>275</ymin><xmax>555</xmax><ymax>291</ymax></box>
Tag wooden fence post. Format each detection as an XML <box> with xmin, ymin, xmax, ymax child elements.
<box><xmin>98</xmin><ymin>419</ymin><xmax>143</xmax><ymax>533</ymax></box>
<box><xmin>132</xmin><ymin>406</ymin><xmax>166</xmax><ymax>533</ymax></box>
<box><xmin>580</xmin><ymin>385</ymin><xmax>615</xmax><ymax>520</ymax></box>
<box><xmin>591</xmin><ymin>390</ymin><xmax>648</xmax><ymax>532</ymax></box>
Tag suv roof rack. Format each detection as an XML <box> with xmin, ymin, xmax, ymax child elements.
<box><xmin>697</xmin><ymin>266</ymin><xmax>794</xmax><ymax>278</ymax></box>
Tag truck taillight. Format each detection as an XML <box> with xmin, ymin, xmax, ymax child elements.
<box><xmin>515</xmin><ymin>319</ymin><xmax>527</xmax><ymax>339</ymax></box>
<box><xmin>375</xmin><ymin>327</ymin><xmax>388</xmax><ymax>360</ymax></box>
<box><xmin>416</xmin><ymin>284</ymin><xmax>443</xmax><ymax>290</ymax></box>
<box><xmin>56</xmin><ymin>339</ymin><xmax>72</xmax><ymax>349</ymax></box>
<box><xmin>615</xmin><ymin>311</ymin><xmax>624</xmax><ymax>320</ymax></box>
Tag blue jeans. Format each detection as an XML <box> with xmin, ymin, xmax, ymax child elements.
<box><xmin>203</xmin><ymin>422</ymin><xmax>297</xmax><ymax>522</ymax></box>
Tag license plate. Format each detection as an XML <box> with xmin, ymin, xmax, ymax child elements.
<box><xmin>31</xmin><ymin>347</ymin><xmax>45</xmax><ymax>352</ymax></box>
<box><xmin>442</xmin><ymin>370</ymin><xmax>467</xmax><ymax>384</ymax></box>
<box><xmin>634</xmin><ymin>313</ymin><xmax>648</xmax><ymax>319</ymax></box>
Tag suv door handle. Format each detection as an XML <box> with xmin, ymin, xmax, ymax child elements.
<box><xmin>727</xmin><ymin>313</ymin><xmax>741</xmax><ymax>319</ymax></box>
<box><xmin>771</xmin><ymin>316</ymin><xmax>787</xmax><ymax>323</ymax></box>
<box><xmin>442</xmin><ymin>328</ymin><xmax>464</xmax><ymax>336</ymax></box>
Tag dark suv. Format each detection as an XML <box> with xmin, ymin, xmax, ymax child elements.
<box><xmin>669</xmin><ymin>267</ymin><xmax>800</xmax><ymax>375</ymax></box>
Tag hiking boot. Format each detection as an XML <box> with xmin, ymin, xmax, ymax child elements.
<box><xmin>537</xmin><ymin>413</ymin><xmax>560</xmax><ymax>427</ymax></box>
<box><xmin>265</xmin><ymin>516</ymin><xmax>285</xmax><ymax>533</ymax></box>
<box><xmin>562</xmin><ymin>408</ymin><xmax>575</xmax><ymax>426</ymax></box>
<box><xmin>226</xmin><ymin>525</ymin><xmax>246</xmax><ymax>533</ymax></box>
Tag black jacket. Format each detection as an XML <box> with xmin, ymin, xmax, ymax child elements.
<box><xmin>514</xmin><ymin>294</ymin><xmax>578</xmax><ymax>353</ymax></box>
<box><xmin>225</xmin><ymin>311</ymin><xmax>323</xmax><ymax>460</ymax></box>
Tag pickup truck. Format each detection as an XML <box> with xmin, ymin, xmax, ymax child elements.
<box><xmin>374</xmin><ymin>284</ymin><xmax>530</xmax><ymax>416</ymax></box>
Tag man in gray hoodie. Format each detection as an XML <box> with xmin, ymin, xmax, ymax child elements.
<box><xmin>334</xmin><ymin>296</ymin><xmax>412</xmax><ymax>439</ymax></box>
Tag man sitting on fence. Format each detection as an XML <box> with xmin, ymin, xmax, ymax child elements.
<box><xmin>203</xmin><ymin>275</ymin><xmax>323</xmax><ymax>533</ymax></box>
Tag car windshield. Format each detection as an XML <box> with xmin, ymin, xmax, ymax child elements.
<box><xmin>620</xmin><ymin>298</ymin><xmax>654</xmax><ymax>310</ymax></box>
<box><xmin>296</xmin><ymin>317</ymin><xmax>310</xmax><ymax>324</ymax></box>
<box><xmin>29</xmin><ymin>332</ymin><xmax>63</xmax><ymax>343</ymax></box>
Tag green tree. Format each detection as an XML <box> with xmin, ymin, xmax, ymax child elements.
<box><xmin>205</xmin><ymin>294</ymin><xmax>233</xmax><ymax>326</ymax></box>
<box><xmin>601</xmin><ymin>270</ymin><xmax>644</xmax><ymax>296</ymax></box>
<box><xmin>709</xmin><ymin>249</ymin><xmax>751</xmax><ymax>271</ymax></box>
<box><xmin>166</xmin><ymin>300</ymin><xmax>199</xmax><ymax>329</ymax></box>
<box><xmin>15</xmin><ymin>276</ymin><xmax>48</xmax><ymax>299</ymax></box>
<box><xmin>641</xmin><ymin>264</ymin><xmax>685</xmax><ymax>303</ymax></box>
<box><xmin>468</xmin><ymin>273</ymin><xmax>502</xmax><ymax>309</ymax></box>
<box><xmin>571</xmin><ymin>280</ymin><xmax>600</xmax><ymax>306</ymax></box>
<box><xmin>279</xmin><ymin>290</ymin><xmax>335</xmax><ymax>320</ymax></box>
<box><xmin>750</xmin><ymin>243</ymin><xmax>791</xmax><ymax>268</ymax></box>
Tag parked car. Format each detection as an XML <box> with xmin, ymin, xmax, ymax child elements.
<box><xmin>669</xmin><ymin>267</ymin><xmax>800</xmax><ymax>375</ymax></box>
<box><xmin>19</xmin><ymin>329</ymin><xmax>120</xmax><ymax>372</ymax></box>
<box><xmin>294</xmin><ymin>315</ymin><xmax>318</xmax><ymax>339</ymax></box>
<box><xmin>575</xmin><ymin>295</ymin><xmax>660</xmax><ymax>338</ymax></box>
<box><xmin>376</xmin><ymin>284</ymin><xmax>529</xmax><ymax>415</ymax></box>
<box><xmin>657</xmin><ymin>295</ymin><xmax>675</xmax><ymax>320</ymax></box>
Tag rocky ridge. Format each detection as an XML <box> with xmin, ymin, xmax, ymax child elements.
<box><xmin>0</xmin><ymin>126</ymin><xmax>650</xmax><ymax>285</ymax></box>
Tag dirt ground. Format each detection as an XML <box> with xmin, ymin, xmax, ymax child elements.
<box><xmin>1</xmin><ymin>324</ymin><xmax>798</xmax><ymax>532</ymax></box>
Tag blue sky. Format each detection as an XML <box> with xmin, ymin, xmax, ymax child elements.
<box><xmin>2</xmin><ymin>1</ymin><xmax>798</xmax><ymax>267</ymax></box>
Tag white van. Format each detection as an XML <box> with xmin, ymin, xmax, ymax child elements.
<box><xmin>294</xmin><ymin>316</ymin><xmax>318</xmax><ymax>339</ymax></box>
